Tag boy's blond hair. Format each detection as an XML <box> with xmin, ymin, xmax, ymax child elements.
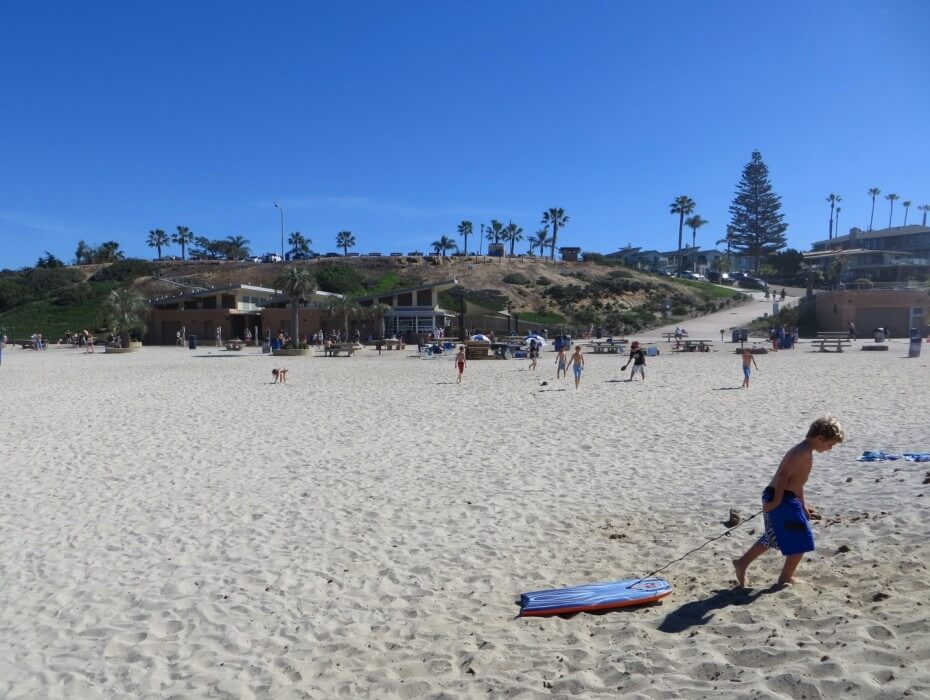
<box><xmin>807</xmin><ymin>416</ymin><xmax>845</xmax><ymax>443</ymax></box>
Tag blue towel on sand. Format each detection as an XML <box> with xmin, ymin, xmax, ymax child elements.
<box><xmin>858</xmin><ymin>451</ymin><xmax>930</xmax><ymax>463</ymax></box>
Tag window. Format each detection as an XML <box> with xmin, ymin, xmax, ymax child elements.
<box><xmin>397</xmin><ymin>293</ymin><xmax>413</xmax><ymax>306</ymax></box>
<box><xmin>417</xmin><ymin>290</ymin><xmax>432</xmax><ymax>306</ymax></box>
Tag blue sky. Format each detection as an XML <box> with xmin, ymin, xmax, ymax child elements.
<box><xmin>1</xmin><ymin>1</ymin><xmax>928</xmax><ymax>268</ymax></box>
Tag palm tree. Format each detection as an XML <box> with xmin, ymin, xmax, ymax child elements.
<box><xmin>919</xmin><ymin>204</ymin><xmax>930</xmax><ymax>227</ymax></box>
<box><xmin>457</xmin><ymin>221</ymin><xmax>473</xmax><ymax>256</ymax></box>
<box><xmin>367</xmin><ymin>302</ymin><xmax>391</xmax><ymax>339</ymax></box>
<box><xmin>288</xmin><ymin>232</ymin><xmax>311</xmax><ymax>257</ymax></box>
<box><xmin>715</xmin><ymin>226</ymin><xmax>734</xmax><ymax>270</ymax></box>
<box><xmin>328</xmin><ymin>297</ymin><xmax>361</xmax><ymax>340</ymax></box>
<box><xmin>505</xmin><ymin>221</ymin><xmax>524</xmax><ymax>257</ymax></box>
<box><xmin>868</xmin><ymin>187</ymin><xmax>881</xmax><ymax>230</ymax></box>
<box><xmin>902</xmin><ymin>201</ymin><xmax>912</xmax><ymax>226</ymax></box>
<box><xmin>541</xmin><ymin>207</ymin><xmax>569</xmax><ymax>261</ymax></box>
<box><xmin>835</xmin><ymin>207</ymin><xmax>841</xmax><ymax>238</ymax></box>
<box><xmin>173</xmin><ymin>226</ymin><xmax>194</xmax><ymax>260</ymax></box>
<box><xmin>486</xmin><ymin>219</ymin><xmax>505</xmax><ymax>244</ymax></box>
<box><xmin>431</xmin><ymin>235</ymin><xmax>456</xmax><ymax>257</ymax></box>
<box><xmin>669</xmin><ymin>196</ymin><xmax>696</xmax><ymax>274</ymax></box>
<box><xmin>225</xmin><ymin>235</ymin><xmax>251</xmax><ymax>260</ymax></box>
<box><xmin>530</xmin><ymin>228</ymin><xmax>550</xmax><ymax>257</ymax></box>
<box><xmin>274</xmin><ymin>265</ymin><xmax>317</xmax><ymax>344</ymax></box>
<box><xmin>885</xmin><ymin>193</ymin><xmax>899</xmax><ymax>228</ymax></box>
<box><xmin>146</xmin><ymin>229</ymin><xmax>169</xmax><ymax>260</ymax></box>
<box><xmin>684</xmin><ymin>215</ymin><xmax>708</xmax><ymax>272</ymax></box>
<box><xmin>99</xmin><ymin>288</ymin><xmax>147</xmax><ymax>348</ymax></box>
<box><xmin>825</xmin><ymin>194</ymin><xmax>842</xmax><ymax>239</ymax></box>
<box><xmin>336</xmin><ymin>231</ymin><xmax>356</xmax><ymax>256</ymax></box>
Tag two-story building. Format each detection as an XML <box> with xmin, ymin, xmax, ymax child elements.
<box><xmin>805</xmin><ymin>225</ymin><xmax>930</xmax><ymax>282</ymax></box>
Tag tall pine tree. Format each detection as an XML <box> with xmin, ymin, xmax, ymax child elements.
<box><xmin>727</xmin><ymin>150</ymin><xmax>788</xmax><ymax>271</ymax></box>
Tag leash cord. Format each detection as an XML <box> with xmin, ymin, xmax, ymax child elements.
<box><xmin>627</xmin><ymin>509</ymin><xmax>764</xmax><ymax>589</ymax></box>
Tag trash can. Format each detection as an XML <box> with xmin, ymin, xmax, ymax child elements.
<box><xmin>188</xmin><ymin>335</ymin><xmax>197</xmax><ymax>350</ymax></box>
<box><xmin>908</xmin><ymin>328</ymin><xmax>922</xmax><ymax>358</ymax></box>
<box><xmin>262</xmin><ymin>341</ymin><xmax>271</xmax><ymax>354</ymax></box>
<box><xmin>873</xmin><ymin>328</ymin><xmax>885</xmax><ymax>343</ymax></box>
<box><xmin>732</xmin><ymin>328</ymin><xmax>748</xmax><ymax>343</ymax></box>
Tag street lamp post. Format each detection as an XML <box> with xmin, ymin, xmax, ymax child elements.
<box><xmin>274</xmin><ymin>202</ymin><xmax>284</xmax><ymax>259</ymax></box>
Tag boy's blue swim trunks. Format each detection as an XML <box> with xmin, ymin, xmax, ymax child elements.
<box><xmin>758</xmin><ymin>487</ymin><xmax>814</xmax><ymax>556</ymax></box>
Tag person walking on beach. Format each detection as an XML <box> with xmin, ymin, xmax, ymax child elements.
<box><xmin>84</xmin><ymin>330</ymin><xmax>94</xmax><ymax>353</ymax></box>
<box><xmin>622</xmin><ymin>341</ymin><xmax>646</xmax><ymax>381</ymax></box>
<box><xmin>847</xmin><ymin>321</ymin><xmax>857</xmax><ymax>341</ymax></box>
<box><xmin>732</xmin><ymin>416</ymin><xmax>844</xmax><ymax>587</ymax></box>
<box><xmin>555</xmin><ymin>346</ymin><xmax>568</xmax><ymax>379</ymax></box>
<box><xmin>455</xmin><ymin>346</ymin><xmax>466</xmax><ymax>383</ymax></box>
<box><xmin>215</xmin><ymin>326</ymin><xmax>222</xmax><ymax>348</ymax></box>
<box><xmin>741</xmin><ymin>348</ymin><xmax>758</xmax><ymax>388</ymax></box>
<box><xmin>566</xmin><ymin>345</ymin><xmax>584</xmax><ymax>389</ymax></box>
<box><xmin>528</xmin><ymin>339</ymin><xmax>539</xmax><ymax>370</ymax></box>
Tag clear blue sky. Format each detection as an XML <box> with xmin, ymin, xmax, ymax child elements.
<box><xmin>1</xmin><ymin>1</ymin><xmax>928</xmax><ymax>268</ymax></box>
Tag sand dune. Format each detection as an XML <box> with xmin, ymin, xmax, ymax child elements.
<box><xmin>1</xmin><ymin>339</ymin><xmax>928</xmax><ymax>698</ymax></box>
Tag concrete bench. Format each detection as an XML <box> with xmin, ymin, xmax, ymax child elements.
<box><xmin>224</xmin><ymin>341</ymin><xmax>244</xmax><ymax>351</ymax></box>
<box><xmin>812</xmin><ymin>338</ymin><xmax>852</xmax><ymax>352</ymax></box>
<box><xmin>324</xmin><ymin>344</ymin><xmax>356</xmax><ymax>357</ymax></box>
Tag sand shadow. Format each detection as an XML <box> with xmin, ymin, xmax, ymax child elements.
<box><xmin>538</xmin><ymin>388</ymin><xmax>567</xmax><ymax>392</ymax></box>
<box><xmin>657</xmin><ymin>586</ymin><xmax>778</xmax><ymax>633</ymax></box>
<box><xmin>713</xmin><ymin>386</ymin><xmax>742</xmax><ymax>391</ymax></box>
<box><xmin>193</xmin><ymin>353</ymin><xmax>255</xmax><ymax>359</ymax></box>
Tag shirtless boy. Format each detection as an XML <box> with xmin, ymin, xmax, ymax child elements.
<box><xmin>732</xmin><ymin>416</ymin><xmax>844</xmax><ymax>587</ymax></box>
<box><xmin>455</xmin><ymin>346</ymin><xmax>466</xmax><ymax>384</ymax></box>
<box><xmin>741</xmin><ymin>348</ymin><xmax>759</xmax><ymax>388</ymax></box>
<box><xmin>271</xmin><ymin>367</ymin><xmax>288</xmax><ymax>384</ymax></box>
<box><xmin>555</xmin><ymin>347</ymin><xmax>568</xmax><ymax>379</ymax></box>
<box><xmin>566</xmin><ymin>345</ymin><xmax>584</xmax><ymax>389</ymax></box>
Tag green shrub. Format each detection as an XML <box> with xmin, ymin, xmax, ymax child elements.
<box><xmin>90</xmin><ymin>259</ymin><xmax>156</xmax><ymax>282</ymax></box>
<box><xmin>53</xmin><ymin>282</ymin><xmax>92</xmax><ymax>306</ymax></box>
<box><xmin>28</xmin><ymin>267</ymin><xmax>85</xmax><ymax>293</ymax></box>
<box><xmin>536</xmin><ymin>276</ymin><xmax>552</xmax><ymax>286</ymax></box>
<box><xmin>316</xmin><ymin>264</ymin><xmax>365</xmax><ymax>294</ymax></box>
<box><xmin>0</xmin><ymin>278</ymin><xmax>32</xmax><ymax>312</ymax></box>
<box><xmin>502</xmin><ymin>272</ymin><xmax>531</xmax><ymax>285</ymax></box>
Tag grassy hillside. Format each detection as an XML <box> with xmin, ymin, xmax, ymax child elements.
<box><xmin>1</xmin><ymin>256</ymin><xmax>749</xmax><ymax>340</ymax></box>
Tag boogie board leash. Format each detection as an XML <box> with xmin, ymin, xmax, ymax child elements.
<box><xmin>626</xmin><ymin>509</ymin><xmax>764</xmax><ymax>589</ymax></box>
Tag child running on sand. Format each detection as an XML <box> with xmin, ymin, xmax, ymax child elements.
<box><xmin>621</xmin><ymin>341</ymin><xmax>646</xmax><ymax>381</ymax></box>
<box><xmin>732</xmin><ymin>416</ymin><xmax>844</xmax><ymax>587</ymax></box>
<box><xmin>555</xmin><ymin>347</ymin><xmax>567</xmax><ymax>379</ymax></box>
<box><xmin>741</xmin><ymin>348</ymin><xmax>759</xmax><ymax>388</ymax></box>
<box><xmin>271</xmin><ymin>367</ymin><xmax>288</xmax><ymax>384</ymax></box>
<box><xmin>566</xmin><ymin>345</ymin><xmax>584</xmax><ymax>389</ymax></box>
<box><xmin>455</xmin><ymin>346</ymin><xmax>466</xmax><ymax>383</ymax></box>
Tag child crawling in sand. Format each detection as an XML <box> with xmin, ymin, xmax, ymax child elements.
<box><xmin>271</xmin><ymin>367</ymin><xmax>288</xmax><ymax>384</ymax></box>
<box><xmin>732</xmin><ymin>416</ymin><xmax>844</xmax><ymax>587</ymax></box>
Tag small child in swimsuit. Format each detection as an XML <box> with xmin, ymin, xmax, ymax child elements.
<box><xmin>732</xmin><ymin>416</ymin><xmax>844</xmax><ymax>587</ymax></box>
<box><xmin>741</xmin><ymin>348</ymin><xmax>759</xmax><ymax>388</ymax></box>
<box><xmin>455</xmin><ymin>346</ymin><xmax>466</xmax><ymax>384</ymax></box>
<box><xmin>271</xmin><ymin>367</ymin><xmax>288</xmax><ymax>384</ymax></box>
<box><xmin>555</xmin><ymin>347</ymin><xmax>567</xmax><ymax>379</ymax></box>
<box><xmin>566</xmin><ymin>345</ymin><xmax>584</xmax><ymax>389</ymax></box>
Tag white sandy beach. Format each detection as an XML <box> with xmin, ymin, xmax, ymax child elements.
<box><xmin>1</xmin><ymin>331</ymin><xmax>929</xmax><ymax>698</ymax></box>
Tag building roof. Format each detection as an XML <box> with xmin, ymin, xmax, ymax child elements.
<box><xmin>812</xmin><ymin>224</ymin><xmax>930</xmax><ymax>247</ymax></box>
<box><xmin>148</xmin><ymin>284</ymin><xmax>278</xmax><ymax>305</ymax></box>
<box><xmin>354</xmin><ymin>278</ymin><xmax>459</xmax><ymax>303</ymax></box>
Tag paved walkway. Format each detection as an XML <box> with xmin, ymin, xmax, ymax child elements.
<box><xmin>641</xmin><ymin>289</ymin><xmax>798</xmax><ymax>343</ymax></box>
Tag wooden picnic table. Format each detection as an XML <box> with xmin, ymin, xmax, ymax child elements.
<box><xmin>676</xmin><ymin>339</ymin><xmax>714</xmax><ymax>352</ymax></box>
<box><xmin>324</xmin><ymin>343</ymin><xmax>357</xmax><ymax>357</ymax></box>
<box><xmin>662</xmin><ymin>331</ymin><xmax>689</xmax><ymax>342</ymax></box>
<box><xmin>585</xmin><ymin>340</ymin><xmax>627</xmax><ymax>354</ymax></box>
<box><xmin>380</xmin><ymin>339</ymin><xmax>405</xmax><ymax>350</ymax></box>
<box><xmin>811</xmin><ymin>332</ymin><xmax>853</xmax><ymax>353</ymax></box>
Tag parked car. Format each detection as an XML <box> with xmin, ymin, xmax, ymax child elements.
<box><xmin>324</xmin><ymin>252</ymin><xmax>341</xmax><ymax>258</ymax></box>
<box><xmin>262</xmin><ymin>253</ymin><xmax>282</xmax><ymax>263</ymax></box>
<box><xmin>290</xmin><ymin>252</ymin><xmax>311</xmax><ymax>260</ymax></box>
<box><xmin>705</xmin><ymin>271</ymin><xmax>733</xmax><ymax>284</ymax></box>
<box><xmin>368</xmin><ymin>252</ymin><xmax>382</xmax><ymax>256</ymax></box>
<box><xmin>246</xmin><ymin>255</ymin><xmax>262</xmax><ymax>263</ymax></box>
<box><xmin>389</xmin><ymin>252</ymin><xmax>403</xmax><ymax>257</ymax></box>
<box><xmin>737</xmin><ymin>276</ymin><xmax>768</xmax><ymax>290</ymax></box>
<box><xmin>346</xmin><ymin>252</ymin><xmax>360</xmax><ymax>257</ymax></box>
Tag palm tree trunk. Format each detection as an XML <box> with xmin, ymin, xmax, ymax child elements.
<box><xmin>677</xmin><ymin>213</ymin><xmax>684</xmax><ymax>275</ymax></box>
<box><xmin>903</xmin><ymin>207</ymin><xmax>909</xmax><ymax>226</ymax></box>
<box><xmin>291</xmin><ymin>301</ymin><xmax>299</xmax><ymax>345</ymax></box>
<box><xmin>550</xmin><ymin>223</ymin><xmax>558</xmax><ymax>261</ymax></box>
<box><xmin>888</xmin><ymin>203</ymin><xmax>894</xmax><ymax>228</ymax></box>
<box><xmin>869</xmin><ymin>197</ymin><xmax>876</xmax><ymax>231</ymax></box>
<box><xmin>691</xmin><ymin>230</ymin><xmax>696</xmax><ymax>272</ymax></box>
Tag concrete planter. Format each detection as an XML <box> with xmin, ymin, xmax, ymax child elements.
<box><xmin>272</xmin><ymin>348</ymin><xmax>311</xmax><ymax>357</ymax></box>
<box><xmin>105</xmin><ymin>345</ymin><xmax>142</xmax><ymax>354</ymax></box>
